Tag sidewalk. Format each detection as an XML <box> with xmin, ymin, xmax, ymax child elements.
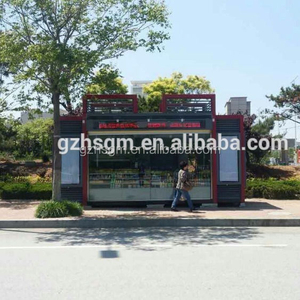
<box><xmin>1</xmin><ymin>198</ymin><xmax>300</xmax><ymax>218</ymax></box>
<box><xmin>0</xmin><ymin>199</ymin><xmax>300</xmax><ymax>227</ymax></box>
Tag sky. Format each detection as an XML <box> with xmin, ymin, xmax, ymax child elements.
<box><xmin>112</xmin><ymin>0</ymin><xmax>300</xmax><ymax>139</ymax></box>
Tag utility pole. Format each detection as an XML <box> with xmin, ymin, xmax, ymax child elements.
<box><xmin>295</xmin><ymin>114</ymin><xmax>298</xmax><ymax>165</ymax></box>
<box><xmin>291</xmin><ymin>76</ymin><xmax>299</xmax><ymax>165</ymax></box>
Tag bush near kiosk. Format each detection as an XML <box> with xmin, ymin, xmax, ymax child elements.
<box><xmin>35</xmin><ymin>201</ymin><xmax>68</xmax><ymax>218</ymax></box>
<box><xmin>246</xmin><ymin>179</ymin><xmax>300</xmax><ymax>199</ymax></box>
<box><xmin>0</xmin><ymin>182</ymin><xmax>52</xmax><ymax>200</ymax></box>
<box><xmin>63</xmin><ymin>201</ymin><xmax>83</xmax><ymax>217</ymax></box>
<box><xmin>35</xmin><ymin>201</ymin><xmax>83</xmax><ymax>218</ymax></box>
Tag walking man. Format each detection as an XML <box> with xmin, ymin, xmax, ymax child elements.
<box><xmin>171</xmin><ymin>161</ymin><xmax>196</xmax><ymax>212</ymax></box>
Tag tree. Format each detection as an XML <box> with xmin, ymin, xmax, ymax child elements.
<box><xmin>0</xmin><ymin>98</ymin><xmax>7</xmax><ymax>115</ymax></box>
<box><xmin>0</xmin><ymin>0</ymin><xmax>170</xmax><ymax>200</ymax></box>
<box><xmin>266</xmin><ymin>83</ymin><xmax>300</xmax><ymax>117</ymax></box>
<box><xmin>0</xmin><ymin>61</ymin><xmax>9</xmax><ymax>114</ymax></box>
<box><xmin>236</xmin><ymin>111</ymin><xmax>276</xmax><ymax>166</ymax></box>
<box><xmin>141</xmin><ymin>72</ymin><xmax>214</xmax><ymax>112</ymax></box>
<box><xmin>16</xmin><ymin>118</ymin><xmax>53</xmax><ymax>159</ymax></box>
<box><xmin>0</xmin><ymin>62</ymin><xmax>9</xmax><ymax>86</ymax></box>
<box><xmin>86</xmin><ymin>65</ymin><xmax>128</xmax><ymax>95</ymax></box>
<box><xmin>0</xmin><ymin>116</ymin><xmax>20</xmax><ymax>156</ymax></box>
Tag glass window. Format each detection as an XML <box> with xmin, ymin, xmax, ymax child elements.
<box><xmin>61</xmin><ymin>138</ymin><xmax>80</xmax><ymax>184</ymax></box>
<box><xmin>88</xmin><ymin>133</ymin><xmax>211</xmax><ymax>202</ymax></box>
<box><xmin>219</xmin><ymin>136</ymin><xmax>239</xmax><ymax>182</ymax></box>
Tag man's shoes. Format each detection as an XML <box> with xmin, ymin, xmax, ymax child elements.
<box><xmin>189</xmin><ymin>207</ymin><xmax>200</xmax><ymax>212</ymax></box>
<box><xmin>171</xmin><ymin>207</ymin><xmax>179</xmax><ymax>212</ymax></box>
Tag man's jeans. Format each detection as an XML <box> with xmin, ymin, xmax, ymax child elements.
<box><xmin>171</xmin><ymin>189</ymin><xmax>193</xmax><ymax>210</ymax></box>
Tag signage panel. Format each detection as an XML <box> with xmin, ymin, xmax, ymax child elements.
<box><xmin>96</xmin><ymin>121</ymin><xmax>205</xmax><ymax>130</ymax></box>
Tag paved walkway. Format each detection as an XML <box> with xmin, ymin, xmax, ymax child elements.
<box><xmin>0</xmin><ymin>199</ymin><xmax>300</xmax><ymax>220</ymax></box>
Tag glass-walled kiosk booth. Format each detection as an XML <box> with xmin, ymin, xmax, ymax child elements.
<box><xmin>60</xmin><ymin>94</ymin><xmax>246</xmax><ymax>207</ymax></box>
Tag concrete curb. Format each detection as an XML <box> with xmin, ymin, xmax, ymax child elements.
<box><xmin>1</xmin><ymin>218</ymin><xmax>300</xmax><ymax>228</ymax></box>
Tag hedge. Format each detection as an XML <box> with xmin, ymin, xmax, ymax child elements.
<box><xmin>0</xmin><ymin>182</ymin><xmax>52</xmax><ymax>200</ymax></box>
<box><xmin>246</xmin><ymin>179</ymin><xmax>300</xmax><ymax>200</ymax></box>
<box><xmin>1</xmin><ymin>178</ymin><xmax>300</xmax><ymax>200</ymax></box>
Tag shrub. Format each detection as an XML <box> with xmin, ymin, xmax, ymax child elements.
<box><xmin>42</xmin><ymin>154</ymin><xmax>50</xmax><ymax>163</ymax></box>
<box><xmin>36</xmin><ymin>167</ymin><xmax>47</xmax><ymax>177</ymax></box>
<box><xmin>30</xmin><ymin>183</ymin><xmax>52</xmax><ymax>199</ymax></box>
<box><xmin>246</xmin><ymin>179</ymin><xmax>300</xmax><ymax>199</ymax></box>
<box><xmin>35</xmin><ymin>200</ymin><xmax>83</xmax><ymax>218</ymax></box>
<box><xmin>0</xmin><ymin>174</ymin><xmax>13</xmax><ymax>182</ymax></box>
<box><xmin>1</xmin><ymin>182</ymin><xmax>30</xmax><ymax>199</ymax></box>
<box><xmin>0</xmin><ymin>182</ymin><xmax>4</xmax><ymax>198</ymax></box>
<box><xmin>63</xmin><ymin>201</ymin><xmax>83</xmax><ymax>216</ymax></box>
<box><xmin>35</xmin><ymin>201</ymin><xmax>68</xmax><ymax>218</ymax></box>
<box><xmin>36</xmin><ymin>176</ymin><xmax>51</xmax><ymax>183</ymax></box>
<box><xmin>11</xmin><ymin>166</ymin><xmax>29</xmax><ymax>177</ymax></box>
<box><xmin>1</xmin><ymin>182</ymin><xmax>52</xmax><ymax>200</ymax></box>
<box><xmin>0</xmin><ymin>152</ymin><xmax>15</xmax><ymax>162</ymax></box>
<box><xmin>8</xmin><ymin>176</ymin><xmax>30</xmax><ymax>183</ymax></box>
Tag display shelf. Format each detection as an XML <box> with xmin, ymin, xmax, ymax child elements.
<box><xmin>89</xmin><ymin>171</ymin><xmax>211</xmax><ymax>189</ymax></box>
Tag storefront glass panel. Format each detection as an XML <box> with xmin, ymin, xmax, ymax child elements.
<box><xmin>61</xmin><ymin>138</ymin><xmax>80</xmax><ymax>184</ymax></box>
<box><xmin>88</xmin><ymin>133</ymin><xmax>211</xmax><ymax>202</ymax></box>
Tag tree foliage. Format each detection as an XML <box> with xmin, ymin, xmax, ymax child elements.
<box><xmin>0</xmin><ymin>0</ymin><xmax>170</xmax><ymax>200</ymax></box>
<box><xmin>16</xmin><ymin>118</ymin><xmax>53</xmax><ymax>159</ymax></box>
<box><xmin>0</xmin><ymin>60</ymin><xmax>9</xmax><ymax>114</ymax></box>
<box><xmin>0</xmin><ymin>98</ymin><xmax>7</xmax><ymax>115</ymax></box>
<box><xmin>0</xmin><ymin>117</ymin><xmax>53</xmax><ymax>160</ymax></box>
<box><xmin>266</xmin><ymin>84</ymin><xmax>300</xmax><ymax>117</ymax></box>
<box><xmin>86</xmin><ymin>65</ymin><xmax>128</xmax><ymax>95</ymax></box>
<box><xmin>0</xmin><ymin>0</ymin><xmax>170</xmax><ymax>112</ymax></box>
<box><xmin>236</xmin><ymin>111</ymin><xmax>276</xmax><ymax>166</ymax></box>
<box><xmin>141</xmin><ymin>72</ymin><xmax>214</xmax><ymax>112</ymax></box>
<box><xmin>0</xmin><ymin>116</ymin><xmax>20</xmax><ymax>154</ymax></box>
<box><xmin>0</xmin><ymin>62</ymin><xmax>9</xmax><ymax>86</ymax></box>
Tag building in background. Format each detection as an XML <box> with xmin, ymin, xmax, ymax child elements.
<box><xmin>130</xmin><ymin>80</ymin><xmax>152</xmax><ymax>96</ymax></box>
<box><xmin>270</xmin><ymin>138</ymin><xmax>298</xmax><ymax>165</ymax></box>
<box><xmin>225</xmin><ymin>97</ymin><xmax>251</xmax><ymax>115</ymax></box>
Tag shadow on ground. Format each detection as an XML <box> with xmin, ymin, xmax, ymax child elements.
<box><xmin>82</xmin><ymin>201</ymin><xmax>282</xmax><ymax>219</ymax></box>
<box><xmin>16</xmin><ymin>227</ymin><xmax>264</xmax><ymax>251</ymax></box>
<box><xmin>0</xmin><ymin>201</ymin><xmax>37</xmax><ymax>210</ymax></box>
<box><xmin>213</xmin><ymin>201</ymin><xmax>282</xmax><ymax>211</ymax></box>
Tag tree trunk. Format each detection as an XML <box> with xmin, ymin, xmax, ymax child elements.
<box><xmin>52</xmin><ymin>92</ymin><xmax>61</xmax><ymax>201</ymax></box>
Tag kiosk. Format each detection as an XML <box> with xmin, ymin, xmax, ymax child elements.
<box><xmin>60</xmin><ymin>94</ymin><xmax>245</xmax><ymax>206</ymax></box>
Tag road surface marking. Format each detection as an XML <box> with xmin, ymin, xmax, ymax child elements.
<box><xmin>0</xmin><ymin>244</ymin><xmax>288</xmax><ymax>250</ymax></box>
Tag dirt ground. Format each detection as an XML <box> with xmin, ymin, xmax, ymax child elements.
<box><xmin>0</xmin><ymin>161</ymin><xmax>52</xmax><ymax>178</ymax></box>
<box><xmin>247</xmin><ymin>164</ymin><xmax>300</xmax><ymax>179</ymax></box>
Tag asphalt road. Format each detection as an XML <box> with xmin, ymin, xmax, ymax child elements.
<box><xmin>0</xmin><ymin>227</ymin><xmax>300</xmax><ymax>300</ymax></box>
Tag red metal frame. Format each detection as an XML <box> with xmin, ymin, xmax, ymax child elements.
<box><xmin>210</xmin><ymin>95</ymin><xmax>218</xmax><ymax>204</ymax></box>
<box><xmin>240</xmin><ymin>115</ymin><xmax>246</xmax><ymax>203</ymax></box>
<box><xmin>82</xmin><ymin>96</ymin><xmax>88</xmax><ymax>206</ymax></box>
<box><xmin>84</xmin><ymin>94</ymin><xmax>138</xmax><ymax>113</ymax></box>
<box><xmin>60</xmin><ymin>116</ymin><xmax>82</xmax><ymax>121</ymax></box>
<box><xmin>160</xmin><ymin>94</ymin><xmax>215</xmax><ymax>113</ymax></box>
<box><xmin>89</xmin><ymin>103</ymin><xmax>133</xmax><ymax>107</ymax></box>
